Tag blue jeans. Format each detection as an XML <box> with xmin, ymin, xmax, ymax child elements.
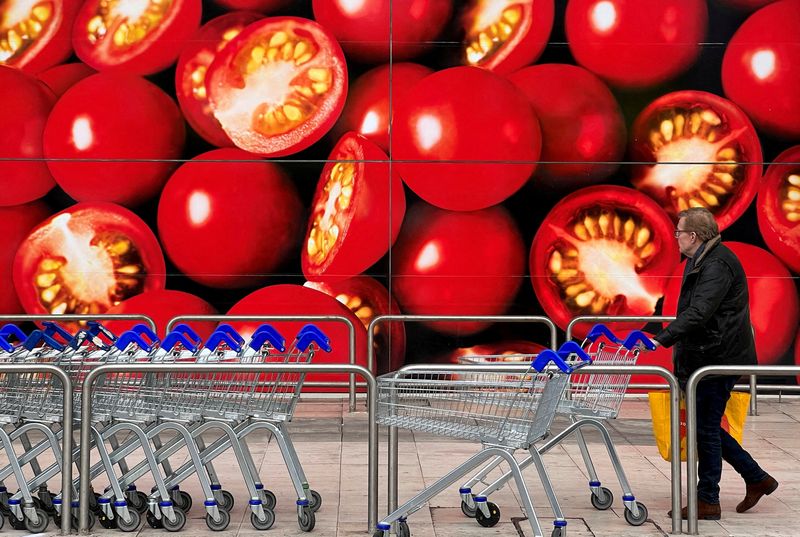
<box><xmin>693</xmin><ymin>376</ymin><xmax>767</xmax><ymax>504</ymax></box>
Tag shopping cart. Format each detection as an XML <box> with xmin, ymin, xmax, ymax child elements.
<box><xmin>373</xmin><ymin>344</ymin><xmax>591</xmax><ymax>537</ymax></box>
<box><xmin>457</xmin><ymin>325</ymin><xmax>655</xmax><ymax>529</ymax></box>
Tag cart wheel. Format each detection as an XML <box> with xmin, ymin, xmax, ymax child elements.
<box><xmin>0</xmin><ymin>511</ymin><xmax>4</xmax><ymax>531</ymax></box>
<box><xmin>69</xmin><ymin>511</ymin><xmax>96</xmax><ymax>531</ymax></box>
<box><xmin>98</xmin><ymin>513</ymin><xmax>117</xmax><ymax>529</ymax></box>
<box><xmin>25</xmin><ymin>508</ymin><xmax>50</xmax><ymax>533</ymax></box>
<box><xmin>10</xmin><ymin>513</ymin><xmax>26</xmax><ymax>530</ymax></box>
<box><xmin>461</xmin><ymin>499</ymin><xmax>477</xmax><ymax>518</ymax></box>
<box><xmin>475</xmin><ymin>502</ymin><xmax>501</xmax><ymax>528</ymax></box>
<box><xmin>146</xmin><ymin>511</ymin><xmax>163</xmax><ymax>529</ymax></box>
<box><xmin>162</xmin><ymin>507</ymin><xmax>187</xmax><ymax>532</ymax></box>
<box><xmin>117</xmin><ymin>509</ymin><xmax>141</xmax><ymax>532</ymax></box>
<box><xmin>174</xmin><ymin>490</ymin><xmax>193</xmax><ymax>512</ymax></box>
<box><xmin>551</xmin><ymin>527</ymin><xmax>564</xmax><ymax>537</ymax></box>
<box><xmin>215</xmin><ymin>489</ymin><xmax>235</xmax><ymax>511</ymax></box>
<box><xmin>309</xmin><ymin>489</ymin><xmax>322</xmax><ymax>512</ymax></box>
<box><xmin>372</xmin><ymin>531</ymin><xmax>385</xmax><ymax>537</ymax></box>
<box><xmin>397</xmin><ymin>520</ymin><xmax>411</xmax><ymax>537</ymax></box>
<box><xmin>250</xmin><ymin>509</ymin><xmax>275</xmax><ymax>531</ymax></box>
<box><xmin>206</xmin><ymin>507</ymin><xmax>231</xmax><ymax>531</ymax></box>
<box><xmin>128</xmin><ymin>491</ymin><xmax>148</xmax><ymax>514</ymax></box>
<box><xmin>298</xmin><ymin>506</ymin><xmax>316</xmax><ymax>532</ymax></box>
<box><xmin>590</xmin><ymin>487</ymin><xmax>614</xmax><ymax>510</ymax></box>
<box><xmin>624</xmin><ymin>502</ymin><xmax>648</xmax><ymax>526</ymax></box>
<box><xmin>261</xmin><ymin>489</ymin><xmax>277</xmax><ymax>510</ymax></box>
<box><xmin>38</xmin><ymin>490</ymin><xmax>56</xmax><ymax>514</ymax></box>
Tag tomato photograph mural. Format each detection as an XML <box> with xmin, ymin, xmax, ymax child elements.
<box><xmin>0</xmin><ymin>0</ymin><xmax>798</xmax><ymax>387</ymax></box>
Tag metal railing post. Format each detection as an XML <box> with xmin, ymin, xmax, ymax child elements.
<box><xmin>685</xmin><ymin>365</ymin><xmax>800</xmax><ymax>535</ymax></box>
<box><xmin>383</xmin><ymin>363</ymin><xmax>682</xmax><ymax>535</ymax></box>
<box><xmin>167</xmin><ymin>315</ymin><xmax>358</xmax><ymax>411</ymax></box>
<box><xmin>367</xmin><ymin>314</ymin><xmax>558</xmax><ymax>518</ymax></box>
<box><xmin>78</xmin><ymin>362</ymin><xmax>377</xmax><ymax>534</ymax></box>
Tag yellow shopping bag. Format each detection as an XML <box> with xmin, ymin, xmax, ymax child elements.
<box><xmin>647</xmin><ymin>390</ymin><xmax>750</xmax><ymax>462</ymax></box>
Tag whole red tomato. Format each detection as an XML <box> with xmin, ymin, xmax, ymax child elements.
<box><xmin>105</xmin><ymin>289</ymin><xmax>217</xmax><ymax>340</ymax></box>
<box><xmin>0</xmin><ymin>66</ymin><xmax>55</xmax><ymax>206</ymax></box>
<box><xmin>530</xmin><ymin>186</ymin><xmax>680</xmax><ymax>339</ymax></box>
<box><xmin>72</xmin><ymin>0</ymin><xmax>201</xmax><ymax>75</ymax></box>
<box><xmin>0</xmin><ymin>0</ymin><xmax>80</xmax><ymax>73</ymax></box>
<box><xmin>43</xmin><ymin>73</ymin><xmax>185</xmax><ymax>207</ymax></box>
<box><xmin>332</xmin><ymin>62</ymin><xmax>432</xmax><ymax>153</ymax></box>
<box><xmin>461</xmin><ymin>0</ymin><xmax>554</xmax><ymax>74</ymax></box>
<box><xmin>630</xmin><ymin>90</ymin><xmax>762</xmax><ymax>232</ymax></box>
<box><xmin>176</xmin><ymin>11</ymin><xmax>263</xmax><ymax>148</ymax></box>
<box><xmin>565</xmin><ymin>0</ymin><xmax>708</xmax><ymax>88</ymax></box>
<box><xmin>305</xmin><ymin>276</ymin><xmax>406</xmax><ymax>374</ymax></box>
<box><xmin>13</xmin><ymin>202</ymin><xmax>166</xmax><ymax>318</ymax></box>
<box><xmin>392</xmin><ymin>203</ymin><xmax>526</xmax><ymax>335</ymax></box>
<box><xmin>0</xmin><ymin>202</ymin><xmax>51</xmax><ymax>313</ymax></box>
<box><xmin>721</xmin><ymin>0</ymin><xmax>800</xmax><ymax>139</ymax></box>
<box><xmin>508</xmin><ymin>64</ymin><xmax>626</xmax><ymax>188</ymax></box>
<box><xmin>157</xmin><ymin>148</ymin><xmax>303</xmax><ymax>289</ymax></box>
<box><xmin>36</xmin><ymin>62</ymin><xmax>96</xmax><ymax>98</ymax></box>
<box><xmin>302</xmin><ymin>132</ymin><xmax>405</xmax><ymax>281</ymax></box>
<box><xmin>757</xmin><ymin>145</ymin><xmax>800</xmax><ymax>274</ymax></box>
<box><xmin>662</xmin><ymin>242</ymin><xmax>799</xmax><ymax>365</ymax></box>
<box><xmin>312</xmin><ymin>0</ymin><xmax>452</xmax><ymax>64</ymax></box>
<box><xmin>393</xmin><ymin>66</ymin><xmax>541</xmax><ymax>211</ymax></box>
<box><xmin>212</xmin><ymin>0</ymin><xmax>289</xmax><ymax>12</ymax></box>
<box><xmin>226</xmin><ymin>284</ymin><xmax>369</xmax><ymax>388</ymax></box>
<box><xmin>206</xmin><ymin>16</ymin><xmax>348</xmax><ymax>157</ymax></box>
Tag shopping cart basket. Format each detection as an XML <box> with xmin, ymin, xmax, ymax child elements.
<box><xmin>373</xmin><ymin>346</ymin><xmax>591</xmax><ymax>537</ymax></box>
<box><xmin>457</xmin><ymin>325</ymin><xmax>655</xmax><ymax>529</ymax></box>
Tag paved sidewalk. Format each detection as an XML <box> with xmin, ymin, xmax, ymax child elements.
<box><xmin>9</xmin><ymin>396</ymin><xmax>800</xmax><ymax>536</ymax></box>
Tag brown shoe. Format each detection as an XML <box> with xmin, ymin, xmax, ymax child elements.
<box><xmin>667</xmin><ymin>500</ymin><xmax>721</xmax><ymax>520</ymax></box>
<box><xmin>736</xmin><ymin>475</ymin><xmax>779</xmax><ymax>513</ymax></box>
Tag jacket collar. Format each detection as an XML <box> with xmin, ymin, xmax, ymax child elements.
<box><xmin>688</xmin><ymin>235</ymin><xmax>721</xmax><ymax>274</ymax></box>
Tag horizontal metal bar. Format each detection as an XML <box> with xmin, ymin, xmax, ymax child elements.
<box><xmin>0</xmin><ymin>314</ymin><xmax>157</xmax><ymax>332</ymax></box>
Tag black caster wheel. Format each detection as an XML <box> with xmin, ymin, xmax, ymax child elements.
<box><xmin>261</xmin><ymin>489</ymin><xmax>277</xmax><ymax>510</ymax></box>
<box><xmin>127</xmin><ymin>490</ymin><xmax>148</xmax><ymax>514</ymax></box>
<box><xmin>591</xmin><ymin>487</ymin><xmax>614</xmax><ymax>510</ymax></box>
<box><xmin>250</xmin><ymin>509</ymin><xmax>275</xmax><ymax>531</ymax></box>
<box><xmin>24</xmin><ymin>508</ymin><xmax>50</xmax><ymax>533</ymax></box>
<box><xmin>206</xmin><ymin>507</ymin><xmax>231</xmax><ymax>531</ymax></box>
<box><xmin>162</xmin><ymin>507</ymin><xmax>187</xmax><ymax>532</ymax></box>
<box><xmin>624</xmin><ymin>502</ymin><xmax>648</xmax><ymax>526</ymax></box>
<box><xmin>475</xmin><ymin>502</ymin><xmax>501</xmax><ymax>528</ymax></box>
<box><xmin>397</xmin><ymin>520</ymin><xmax>410</xmax><ymax>537</ymax></box>
<box><xmin>214</xmin><ymin>489</ymin><xmax>235</xmax><ymax>511</ymax></box>
<box><xmin>552</xmin><ymin>527</ymin><xmax>565</xmax><ymax>537</ymax></box>
<box><xmin>146</xmin><ymin>511</ymin><xmax>163</xmax><ymax>529</ymax></box>
<box><xmin>372</xmin><ymin>531</ymin><xmax>385</xmax><ymax>537</ymax></box>
<box><xmin>174</xmin><ymin>490</ymin><xmax>193</xmax><ymax>512</ymax></box>
<box><xmin>308</xmin><ymin>489</ymin><xmax>322</xmax><ymax>512</ymax></box>
<box><xmin>98</xmin><ymin>513</ymin><xmax>117</xmax><ymax>529</ymax></box>
<box><xmin>117</xmin><ymin>509</ymin><xmax>141</xmax><ymax>532</ymax></box>
<box><xmin>298</xmin><ymin>506</ymin><xmax>315</xmax><ymax>532</ymax></box>
<box><xmin>10</xmin><ymin>514</ymin><xmax>26</xmax><ymax>530</ymax></box>
<box><xmin>461</xmin><ymin>498</ymin><xmax>477</xmax><ymax>518</ymax></box>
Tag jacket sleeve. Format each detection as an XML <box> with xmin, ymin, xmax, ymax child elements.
<box><xmin>654</xmin><ymin>259</ymin><xmax>733</xmax><ymax>348</ymax></box>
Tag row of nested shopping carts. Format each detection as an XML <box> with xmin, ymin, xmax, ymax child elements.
<box><xmin>373</xmin><ymin>324</ymin><xmax>656</xmax><ymax>537</ymax></box>
<box><xmin>0</xmin><ymin>319</ymin><xmax>332</xmax><ymax>533</ymax></box>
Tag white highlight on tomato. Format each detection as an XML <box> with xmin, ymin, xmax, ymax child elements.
<box><xmin>339</xmin><ymin>0</ymin><xmax>368</xmax><ymax>16</ymax></box>
<box><xmin>590</xmin><ymin>1</ymin><xmax>617</xmax><ymax>33</ymax></box>
<box><xmin>188</xmin><ymin>191</ymin><xmax>211</xmax><ymax>226</ymax></box>
<box><xmin>2</xmin><ymin>0</ymin><xmax>41</xmax><ymax>28</ymax></box>
<box><xmin>415</xmin><ymin>114</ymin><xmax>442</xmax><ymax>151</ymax></box>
<box><xmin>114</xmin><ymin>0</ymin><xmax>151</xmax><ymax>22</ymax></box>
<box><xmin>360</xmin><ymin>110</ymin><xmax>380</xmax><ymax>135</ymax></box>
<box><xmin>71</xmin><ymin>116</ymin><xmax>94</xmax><ymax>151</ymax></box>
<box><xmin>414</xmin><ymin>241</ymin><xmax>441</xmax><ymax>271</ymax></box>
<box><xmin>750</xmin><ymin>49</ymin><xmax>776</xmax><ymax>81</ymax></box>
<box><xmin>49</xmin><ymin>213</ymin><xmax>115</xmax><ymax>307</ymax></box>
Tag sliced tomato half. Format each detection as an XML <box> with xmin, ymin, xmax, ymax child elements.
<box><xmin>302</xmin><ymin>132</ymin><xmax>405</xmax><ymax>281</ymax></box>
<box><xmin>1</xmin><ymin>0</ymin><xmax>80</xmax><ymax>73</ymax></box>
<box><xmin>206</xmin><ymin>16</ymin><xmax>348</xmax><ymax>157</ymax></box>
<box><xmin>757</xmin><ymin>145</ymin><xmax>800</xmax><ymax>274</ymax></box>
<box><xmin>72</xmin><ymin>0</ymin><xmax>201</xmax><ymax>75</ymax></box>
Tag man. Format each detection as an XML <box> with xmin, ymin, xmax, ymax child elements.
<box><xmin>651</xmin><ymin>207</ymin><xmax>777</xmax><ymax>520</ymax></box>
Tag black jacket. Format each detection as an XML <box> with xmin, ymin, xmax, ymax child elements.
<box><xmin>654</xmin><ymin>236</ymin><xmax>757</xmax><ymax>380</ymax></box>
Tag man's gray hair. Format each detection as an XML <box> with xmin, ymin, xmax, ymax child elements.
<box><xmin>678</xmin><ymin>207</ymin><xmax>719</xmax><ymax>242</ymax></box>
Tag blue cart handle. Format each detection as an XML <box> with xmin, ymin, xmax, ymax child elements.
<box><xmin>169</xmin><ymin>324</ymin><xmax>202</xmax><ymax>346</ymax></box>
<box><xmin>113</xmin><ymin>331</ymin><xmax>154</xmax><ymax>352</ymax></box>
<box><xmin>215</xmin><ymin>323</ymin><xmax>245</xmax><ymax>346</ymax></box>
<box><xmin>532</xmin><ymin>349</ymin><xmax>574</xmax><ymax>374</ymax></box>
<box><xmin>86</xmin><ymin>321</ymin><xmax>117</xmax><ymax>342</ymax></box>
<box><xmin>204</xmin><ymin>330</ymin><xmax>242</xmax><ymax>353</ymax></box>
<box><xmin>0</xmin><ymin>324</ymin><xmax>27</xmax><ymax>343</ymax></box>
<box><xmin>585</xmin><ymin>324</ymin><xmax>623</xmax><ymax>344</ymax></box>
<box><xmin>296</xmin><ymin>324</ymin><xmax>330</xmax><ymax>344</ymax></box>
<box><xmin>161</xmin><ymin>331</ymin><xmax>199</xmax><ymax>353</ymax></box>
<box><xmin>23</xmin><ymin>330</ymin><xmax>65</xmax><ymax>352</ymax></box>
<box><xmin>42</xmin><ymin>321</ymin><xmax>75</xmax><ymax>345</ymax></box>
<box><xmin>622</xmin><ymin>330</ymin><xmax>657</xmax><ymax>351</ymax></box>
<box><xmin>249</xmin><ymin>326</ymin><xmax>286</xmax><ymax>353</ymax></box>
<box><xmin>556</xmin><ymin>341</ymin><xmax>593</xmax><ymax>365</ymax></box>
<box><xmin>295</xmin><ymin>330</ymin><xmax>332</xmax><ymax>353</ymax></box>
<box><xmin>0</xmin><ymin>336</ymin><xmax>14</xmax><ymax>353</ymax></box>
<box><xmin>127</xmin><ymin>324</ymin><xmax>160</xmax><ymax>345</ymax></box>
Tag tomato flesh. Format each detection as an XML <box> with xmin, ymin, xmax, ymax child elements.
<box><xmin>630</xmin><ymin>91</ymin><xmax>762</xmax><ymax>231</ymax></box>
<box><xmin>207</xmin><ymin>17</ymin><xmax>347</xmax><ymax>157</ymax></box>
<box><xmin>757</xmin><ymin>145</ymin><xmax>800</xmax><ymax>274</ymax></box>
<box><xmin>1</xmin><ymin>0</ymin><xmax>78</xmax><ymax>73</ymax></box>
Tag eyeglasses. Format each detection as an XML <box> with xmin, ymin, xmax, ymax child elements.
<box><xmin>674</xmin><ymin>229</ymin><xmax>695</xmax><ymax>238</ymax></box>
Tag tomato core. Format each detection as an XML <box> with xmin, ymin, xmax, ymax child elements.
<box><xmin>85</xmin><ymin>0</ymin><xmax>171</xmax><ymax>49</ymax></box>
<box><xmin>306</xmin><ymin>160</ymin><xmax>354</xmax><ymax>267</ymax></box>
<box><xmin>0</xmin><ymin>1</ymin><xmax>54</xmax><ymax>63</ymax></box>
<box><xmin>464</xmin><ymin>3</ymin><xmax>522</xmax><ymax>66</ymax></box>
<box><xmin>781</xmin><ymin>173</ymin><xmax>800</xmax><ymax>223</ymax></box>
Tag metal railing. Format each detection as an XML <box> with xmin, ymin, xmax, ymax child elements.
<box><xmin>0</xmin><ymin>364</ymin><xmax>73</xmax><ymax>535</ymax></box>
<box><xmin>166</xmin><ymin>315</ymin><xmax>358</xmax><ymax>411</ymax></box>
<box><xmin>77</xmin><ymin>363</ymin><xmax>377</xmax><ymax>534</ymax></box>
<box><xmin>384</xmin><ymin>363</ymin><xmax>683</xmax><ymax>535</ymax></box>
<box><xmin>685</xmin><ymin>365</ymin><xmax>800</xmax><ymax>535</ymax></box>
<box><xmin>567</xmin><ymin>315</ymin><xmax>760</xmax><ymax>416</ymax></box>
<box><xmin>0</xmin><ymin>314</ymin><xmax>156</xmax><ymax>333</ymax></box>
